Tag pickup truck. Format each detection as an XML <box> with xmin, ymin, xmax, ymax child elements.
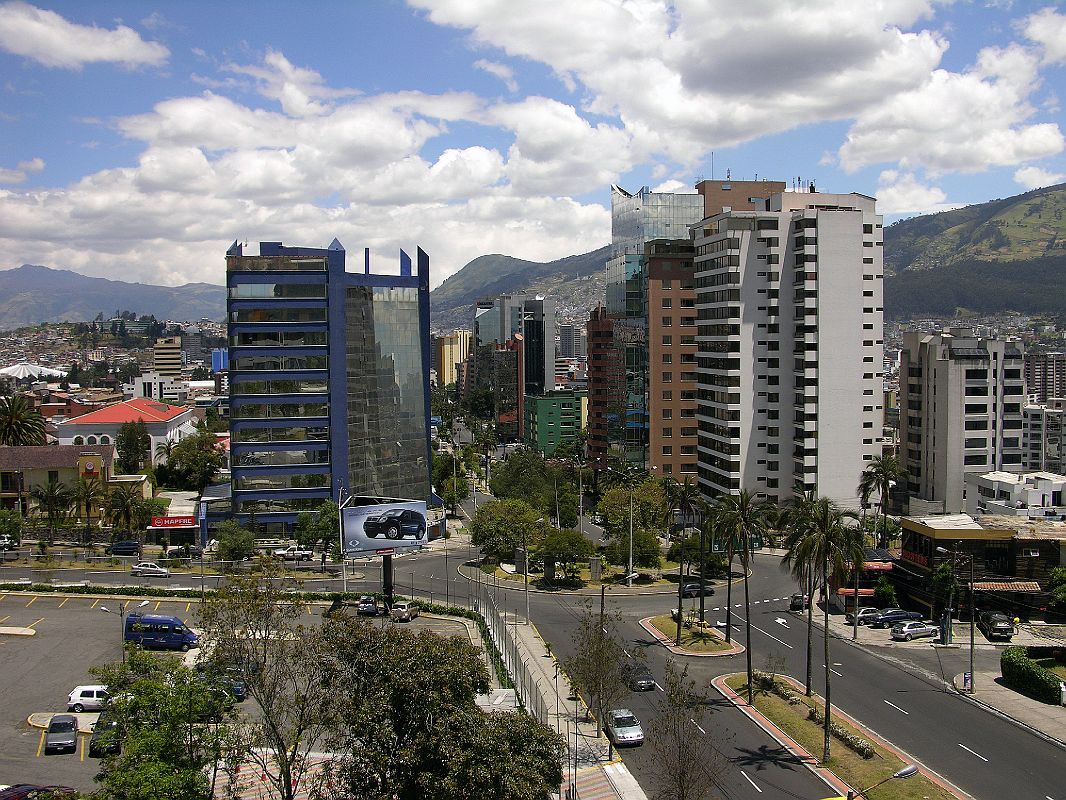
<box><xmin>273</xmin><ymin>545</ymin><xmax>314</xmax><ymax>562</ymax></box>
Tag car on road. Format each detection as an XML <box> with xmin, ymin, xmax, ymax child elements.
<box><xmin>356</xmin><ymin>596</ymin><xmax>380</xmax><ymax>616</ymax></box>
<box><xmin>605</xmin><ymin>709</ymin><xmax>644</xmax><ymax>746</ymax></box>
<box><xmin>978</xmin><ymin>611</ymin><xmax>1015</xmax><ymax>641</ymax></box>
<box><xmin>0</xmin><ymin>534</ymin><xmax>18</xmax><ymax>551</ymax></box>
<box><xmin>789</xmin><ymin>593</ymin><xmax>809</xmax><ymax>611</ymax></box>
<box><xmin>869</xmin><ymin>608</ymin><xmax>924</xmax><ymax>628</ymax></box>
<box><xmin>87</xmin><ymin>708</ymin><xmax>121</xmax><ymax>758</ymax></box>
<box><xmin>131</xmin><ymin>561</ymin><xmax>170</xmax><ymax>577</ymax></box>
<box><xmin>67</xmin><ymin>684</ymin><xmax>108</xmax><ymax>712</ymax></box>
<box><xmin>43</xmin><ymin>714</ymin><xmax>78</xmax><ymax>755</ymax></box>
<box><xmin>623</xmin><ymin>662</ymin><xmax>656</xmax><ymax>692</ymax></box>
<box><xmin>845</xmin><ymin>607</ymin><xmax>881</xmax><ymax>626</ymax></box>
<box><xmin>363</xmin><ymin>508</ymin><xmax>427</xmax><ymax>540</ymax></box>
<box><xmin>890</xmin><ymin>620</ymin><xmax>939</xmax><ymax>641</ymax></box>
<box><xmin>106</xmin><ymin>540</ymin><xmax>140</xmax><ymax>556</ymax></box>
<box><xmin>390</xmin><ymin>601</ymin><xmax>420</xmax><ymax>622</ymax></box>
<box><xmin>680</xmin><ymin>582</ymin><xmax>714</xmax><ymax>598</ymax></box>
<box><xmin>273</xmin><ymin>545</ymin><xmax>314</xmax><ymax>561</ymax></box>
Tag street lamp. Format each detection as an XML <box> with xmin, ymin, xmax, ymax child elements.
<box><xmin>337</xmin><ymin>488</ymin><xmax>359</xmax><ymax>595</ymax></box>
<box><xmin>936</xmin><ymin>545</ymin><xmax>976</xmax><ymax>693</ymax></box>
<box><xmin>523</xmin><ymin>518</ymin><xmax>544</xmax><ymax>625</ymax></box>
<box><xmin>99</xmin><ymin>599</ymin><xmax>149</xmax><ymax>664</ymax></box>
<box><xmin>846</xmin><ymin>764</ymin><xmax>919</xmax><ymax>799</ymax></box>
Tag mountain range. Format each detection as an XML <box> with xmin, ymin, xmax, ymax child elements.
<box><xmin>4</xmin><ymin>182</ymin><xmax>1066</xmax><ymax>331</ymax></box>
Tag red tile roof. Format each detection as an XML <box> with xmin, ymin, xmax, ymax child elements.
<box><xmin>63</xmin><ymin>398</ymin><xmax>190</xmax><ymax>425</ymax></box>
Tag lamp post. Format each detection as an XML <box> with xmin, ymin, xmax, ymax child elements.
<box><xmin>936</xmin><ymin>545</ymin><xmax>976</xmax><ymax>693</ymax></box>
<box><xmin>337</xmin><ymin>488</ymin><xmax>358</xmax><ymax>595</ymax></box>
<box><xmin>100</xmin><ymin>599</ymin><xmax>149</xmax><ymax>664</ymax></box>
<box><xmin>524</xmin><ymin>518</ymin><xmax>543</xmax><ymax>625</ymax></box>
<box><xmin>847</xmin><ymin>764</ymin><xmax>919</xmax><ymax>799</ymax></box>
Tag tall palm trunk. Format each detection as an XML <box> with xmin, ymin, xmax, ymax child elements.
<box><xmin>805</xmin><ymin>566</ymin><xmax>814</xmax><ymax>696</ymax></box>
<box><xmin>724</xmin><ymin>546</ymin><xmax>734</xmax><ymax>643</ymax></box>
<box><xmin>743</xmin><ymin>548</ymin><xmax>754</xmax><ymax>703</ymax></box>
<box><xmin>822</xmin><ymin>558</ymin><xmax>832</xmax><ymax>763</ymax></box>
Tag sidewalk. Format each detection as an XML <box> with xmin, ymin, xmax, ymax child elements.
<box><xmin>951</xmin><ymin>670</ymin><xmax>1066</xmax><ymax>745</ymax></box>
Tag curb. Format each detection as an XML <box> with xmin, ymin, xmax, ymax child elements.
<box><xmin>0</xmin><ymin>626</ymin><xmax>36</xmax><ymax>636</ymax></box>
<box><xmin>28</xmin><ymin>711</ymin><xmax>99</xmax><ymax>730</ymax></box>
<box><xmin>950</xmin><ymin>672</ymin><xmax>1066</xmax><ymax>751</ymax></box>
<box><xmin>638</xmin><ymin>616</ymin><xmax>744</xmax><ymax>657</ymax></box>
<box><xmin>712</xmin><ymin>673</ymin><xmax>972</xmax><ymax>800</ymax></box>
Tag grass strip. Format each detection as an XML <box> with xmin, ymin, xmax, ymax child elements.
<box><xmin>649</xmin><ymin>614</ymin><xmax>734</xmax><ymax>653</ymax></box>
<box><xmin>724</xmin><ymin>674</ymin><xmax>955</xmax><ymax>800</ymax></box>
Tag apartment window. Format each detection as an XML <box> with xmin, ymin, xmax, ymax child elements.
<box><xmin>662</xmin><ymin>409</ymin><xmax>673</xmax><ymax>419</ymax></box>
<box><xmin>662</xmin><ymin>354</ymin><xmax>673</xmax><ymax>364</ymax></box>
<box><xmin>662</xmin><ymin>446</ymin><xmax>673</xmax><ymax>455</ymax></box>
<box><xmin>681</xmin><ymin>427</ymin><xmax>697</xmax><ymax>437</ymax></box>
<box><xmin>663</xmin><ymin>427</ymin><xmax>673</xmax><ymax>438</ymax></box>
<box><xmin>662</xmin><ymin>316</ymin><xmax>672</xmax><ymax>327</ymax></box>
<box><xmin>662</xmin><ymin>336</ymin><xmax>672</xmax><ymax>346</ymax></box>
<box><xmin>661</xmin><ymin>279</ymin><xmax>673</xmax><ymax>289</ymax></box>
<box><xmin>662</xmin><ymin>298</ymin><xmax>673</xmax><ymax>308</ymax></box>
<box><xmin>662</xmin><ymin>372</ymin><xmax>673</xmax><ymax>383</ymax></box>
<box><xmin>662</xmin><ymin>391</ymin><xmax>673</xmax><ymax>401</ymax></box>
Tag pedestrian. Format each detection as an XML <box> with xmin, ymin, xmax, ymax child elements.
<box><xmin>321</xmin><ymin>549</ymin><xmax>327</xmax><ymax>572</ymax></box>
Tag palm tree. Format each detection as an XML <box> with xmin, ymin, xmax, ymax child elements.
<box><xmin>29</xmin><ymin>480</ymin><xmax>73</xmax><ymax>543</ymax></box>
<box><xmin>154</xmin><ymin>437</ymin><xmax>176</xmax><ymax>464</ymax></box>
<box><xmin>858</xmin><ymin>455</ymin><xmax>905</xmax><ymax>549</ymax></box>
<box><xmin>0</xmin><ymin>395</ymin><xmax>46</xmax><ymax>446</ymax></box>
<box><xmin>664</xmin><ymin>477</ymin><xmax>707</xmax><ymax>620</ymax></box>
<box><xmin>784</xmin><ymin>496</ymin><xmax>863</xmax><ymax>763</ymax></box>
<box><xmin>71</xmin><ymin>477</ymin><xmax>105</xmax><ymax>545</ymax></box>
<box><xmin>715</xmin><ymin>490</ymin><xmax>769</xmax><ymax>703</ymax></box>
<box><xmin>105</xmin><ymin>483</ymin><xmax>142</xmax><ymax>537</ymax></box>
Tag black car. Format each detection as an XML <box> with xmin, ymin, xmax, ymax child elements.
<box><xmin>87</xmin><ymin>708</ymin><xmax>121</xmax><ymax>758</ymax></box>
<box><xmin>166</xmin><ymin>545</ymin><xmax>203</xmax><ymax>559</ymax></box>
<box><xmin>789</xmin><ymin>593</ymin><xmax>809</xmax><ymax>611</ymax></box>
<box><xmin>870</xmin><ymin>608</ymin><xmax>924</xmax><ymax>629</ymax></box>
<box><xmin>196</xmin><ymin>663</ymin><xmax>248</xmax><ymax>702</ymax></box>
<box><xmin>680</xmin><ymin>582</ymin><xmax>714</xmax><ymax>598</ymax></box>
<box><xmin>978</xmin><ymin>611</ymin><xmax>1015</xmax><ymax>641</ymax></box>
<box><xmin>363</xmin><ymin>509</ymin><xmax>426</xmax><ymax>540</ymax></box>
<box><xmin>106</xmin><ymin>540</ymin><xmax>140</xmax><ymax>556</ymax></box>
<box><xmin>623</xmin><ymin>662</ymin><xmax>656</xmax><ymax>692</ymax></box>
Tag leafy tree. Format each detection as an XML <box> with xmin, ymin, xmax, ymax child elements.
<box><xmin>0</xmin><ymin>509</ymin><xmax>22</xmax><ymax>545</ymax></box>
<box><xmin>602</xmin><ymin>527</ymin><xmax>661</xmax><ymax>569</ymax></box>
<box><xmin>0</xmin><ymin>394</ymin><xmax>45</xmax><ymax>446</ymax></box>
<box><xmin>489</xmin><ymin>449</ymin><xmax>553</xmax><ymax>512</ymax></box>
<box><xmin>667</xmin><ymin>532</ymin><xmax>727</xmax><ymax>577</ymax></box>
<box><xmin>598</xmin><ymin>475</ymin><xmax>670</xmax><ymax>544</ymax></box>
<box><xmin>88</xmin><ymin>648</ymin><xmax>236</xmax><ymax>800</ymax></box>
<box><xmin>930</xmin><ymin>561</ymin><xmax>960</xmax><ymax>621</ymax></box>
<box><xmin>215</xmin><ymin>519</ymin><xmax>256</xmax><ymax>564</ymax></box>
<box><xmin>1047</xmin><ymin>566</ymin><xmax>1066</xmax><ymax>609</ymax></box>
<box><xmin>565</xmin><ymin>602</ymin><xmax>629</xmax><ymax>738</ymax></box>
<box><xmin>166</xmin><ymin>430</ymin><xmax>224</xmax><ymax>491</ymax></box>
<box><xmin>116</xmin><ymin>419</ymin><xmax>151</xmax><ymax>473</ymax></box>
<box><xmin>648</xmin><ymin>662</ymin><xmax>725</xmax><ymax>800</ymax></box>
<box><xmin>540</xmin><ymin>528</ymin><xmax>594</xmax><ymax>579</ymax></box>
<box><xmin>29</xmin><ymin>479</ymin><xmax>73</xmax><ymax>542</ymax></box>
<box><xmin>293</xmin><ymin>500</ymin><xmax>338</xmax><ymax>550</ymax></box>
<box><xmin>784</xmin><ymin>496</ymin><xmax>863</xmax><ymax>763</ymax></box>
<box><xmin>470</xmin><ymin>499</ymin><xmax>546</xmax><ymax>562</ymax></box>
<box><xmin>873</xmin><ymin>574</ymin><xmax>898</xmax><ymax>608</ymax></box>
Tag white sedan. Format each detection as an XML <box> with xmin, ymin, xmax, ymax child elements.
<box><xmin>131</xmin><ymin>561</ymin><xmax>170</xmax><ymax>577</ymax></box>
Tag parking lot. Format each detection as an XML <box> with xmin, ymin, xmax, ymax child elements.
<box><xmin>0</xmin><ymin>590</ymin><xmax>485</xmax><ymax>791</ymax></box>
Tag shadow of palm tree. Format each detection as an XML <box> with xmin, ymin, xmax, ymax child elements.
<box><xmin>730</xmin><ymin>743</ymin><xmax>807</xmax><ymax>771</ymax></box>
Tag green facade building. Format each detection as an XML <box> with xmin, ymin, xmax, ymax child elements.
<box><xmin>524</xmin><ymin>389</ymin><xmax>587</xmax><ymax>455</ymax></box>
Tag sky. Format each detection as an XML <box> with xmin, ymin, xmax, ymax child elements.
<box><xmin>1</xmin><ymin>1</ymin><xmax>1065</xmax><ymax>290</ymax></box>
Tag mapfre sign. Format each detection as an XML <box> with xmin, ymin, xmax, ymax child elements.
<box><xmin>151</xmin><ymin>515</ymin><xmax>197</xmax><ymax>528</ymax></box>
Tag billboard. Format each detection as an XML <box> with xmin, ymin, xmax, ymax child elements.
<box><xmin>342</xmin><ymin>500</ymin><xmax>431</xmax><ymax>556</ymax></box>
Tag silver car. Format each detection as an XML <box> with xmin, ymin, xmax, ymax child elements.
<box><xmin>605</xmin><ymin>709</ymin><xmax>644</xmax><ymax>746</ymax></box>
<box><xmin>131</xmin><ymin>561</ymin><xmax>170</xmax><ymax>577</ymax></box>
<box><xmin>44</xmin><ymin>714</ymin><xmax>78</xmax><ymax>755</ymax></box>
<box><xmin>890</xmin><ymin>620</ymin><xmax>938</xmax><ymax>641</ymax></box>
<box><xmin>390</xmin><ymin>601</ymin><xmax>420</xmax><ymax>622</ymax></box>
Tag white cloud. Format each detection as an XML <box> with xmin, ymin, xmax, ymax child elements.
<box><xmin>0</xmin><ymin>2</ymin><xmax>168</xmax><ymax>69</ymax></box>
<box><xmin>839</xmin><ymin>43</ymin><xmax>1064</xmax><ymax>173</ymax></box>
<box><xmin>650</xmin><ymin>179</ymin><xmax>693</xmax><ymax>193</ymax></box>
<box><xmin>1020</xmin><ymin>7</ymin><xmax>1066</xmax><ymax>64</ymax></box>
<box><xmin>0</xmin><ymin>156</ymin><xmax>44</xmax><ymax>184</ymax></box>
<box><xmin>225</xmin><ymin>49</ymin><xmax>359</xmax><ymax>117</ymax></box>
<box><xmin>1014</xmin><ymin>165</ymin><xmax>1066</xmax><ymax>189</ymax></box>
<box><xmin>473</xmin><ymin>58</ymin><xmax>518</xmax><ymax>92</ymax></box>
<box><xmin>874</xmin><ymin>170</ymin><xmax>964</xmax><ymax>214</ymax></box>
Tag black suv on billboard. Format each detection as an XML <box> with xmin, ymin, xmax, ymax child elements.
<box><xmin>363</xmin><ymin>508</ymin><xmax>426</xmax><ymax>540</ymax></box>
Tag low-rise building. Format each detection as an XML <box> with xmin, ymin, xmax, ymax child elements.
<box><xmin>0</xmin><ymin>445</ymin><xmax>116</xmax><ymax>516</ymax></box>
<box><xmin>965</xmin><ymin>470</ymin><xmax>1066</xmax><ymax>519</ymax></box>
<box><xmin>56</xmin><ymin>398</ymin><xmax>198</xmax><ymax>466</ymax></box>
<box><xmin>524</xmin><ymin>389</ymin><xmax>587</xmax><ymax>456</ymax></box>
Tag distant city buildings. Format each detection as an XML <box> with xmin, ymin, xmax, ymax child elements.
<box><xmin>434</xmin><ymin>330</ymin><xmax>471</xmax><ymax>388</ymax></box>
<box><xmin>153</xmin><ymin>335</ymin><xmax>183</xmax><ymax>378</ymax></box>
<box><xmin>1024</xmin><ymin>350</ymin><xmax>1066</xmax><ymax>404</ymax></box>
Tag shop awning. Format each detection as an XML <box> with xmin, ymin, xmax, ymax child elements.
<box><xmin>972</xmin><ymin>580</ymin><xmax>1041</xmax><ymax>593</ymax></box>
<box><xmin>836</xmin><ymin>588</ymin><xmax>875</xmax><ymax>596</ymax></box>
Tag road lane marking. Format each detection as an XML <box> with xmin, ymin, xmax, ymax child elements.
<box><xmin>58</xmin><ymin>597</ymin><xmax>69</xmax><ymax>608</ymax></box>
<box><xmin>90</xmin><ymin>598</ymin><xmax>100</xmax><ymax>608</ymax></box>
<box><xmin>25</xmin><ymin>595</ymin><xmax>37</xmax><ymax>607</ymax></box>
<box><xmin>690</xmin><ymin>718</ymin><xmax>706</xmax><ymax>734</ymax></box>
<box><xmin>883</xmin><ymin>700</ymin><xmax>909</xmax><ymax>715</ymax></box>
<box><xmin>775</xmin><ymin>618</ymin><xmax>789</xmax><ymax>628</ymax></box>
<box><xmin>740</xmin><ymin>770</ymin><xmax>762</xmax><ymax>793</ymax></box>
<box><xmin>36</xmin><ymin>729</ymin><xmax>45</xmax><ymax>757</ymax></box>
<box><xmin>153</xmin><ymin>601</ymin><xmax>161</xmax><ymax>611</ymax></box>
<box><xmin>731</xmin><ymin>613</ymin><xmax>793</xmax><ymax>648</ymax></box>
<box><xmin>80</xmin><ymin>734</ymin><xmax>86</xmax><ymax>761</ymax></box>
<box><xmin>0</xmin><ymin>615</ymin><xmax>9</xmax><ymax>624</ymax></box>
<box><xmin>27</xmin><ymin>617</ymin><xmax>44</xmax><ymax>628</ymax></box>
<box><xmin>958</xmin><ymin>743</ymin><xmax>989</xmax><ymax>762</ymax></box>
<box><xmin>821</xmin><ymin>664</ymin><xmax>843</xmax><ymax>677</ymax></box>
<box><xmin>185</xmin><ymin>602</ymin><xmax>191</xmax><ymax>613</ymax></box>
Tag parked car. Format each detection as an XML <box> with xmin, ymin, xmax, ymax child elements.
<box><xmin>87</xmin><ymin>708</ymin><xmax>121</xmax><ymax>758</ymax></box>
<box><xmin>0</xmin><ymin>787</ymin><xmax>76</xmax><ymax>799</ymax></box>
<box><xmin>605</xmin><ymin>709</ymin><xmax>644</xmax><ymax>746</ymax></box>
<box><xmin>390</xmin><ymin>601</ymin><xmax>420</xmax><ymax>622</ymax></box>
<box><xmin>166</xmin><ymin>545</ymin><xmax>203</xmax><ymax>559</ymax></box>
<box><xmin>680</xmin><ymin>582</ymin><xmax>714</xmax><ymax>598</ymax></box>
<box><xmin>273</xmin><ymin>545</ymin><xmax>314</xmax><ymax>561</ymax></box>
<box><xmin>130</xmin><ymin>561</ymin><xmax>170</xmax><ymax>577</ymax></box>
<box><xmin>124</xmin><ymin>614</ymin><xmax>198</xmax><ymax>651</ymax></box>
<box><xmin>67</xmin><ymin>685</ymin><xmax>108</xmax><ymax>713</ymax></box>
<box><xmin>195</xmin><ymin>663</ymin><xmax>248</xmax><ymax>702</ymax></box>
<box><xmin>870</xmin><ymin>608</ymin><xmax>923</xmax><ymax>629</ymax></box>
<box><xmin>105</xmin><ymin>540</ymin><xmax>140</xmax><ymax>556</ymax></box>
<box><xmin>789</xmin><ymin>593</ymin><xmax>809</xmax><ymax>611</ymax></box>
<box><xmin>43</xmin><ymin>714</ymin><xmax>78</xmax><ymax>755</ymax></box>
<box><xmin>623</xmin><ymin>662</ymin><xmax>656</xmax><ymax>692</ymax></box>
<box><xmin>356</xmin><ymin>596</ymin><xmax>380</xmax><ymax>616</ymax></box>
<box><xmin>891</xmin><ymin>621</ymin><xmax>939</xmax><ymax>641</ymax></box>
<box><xmin>845</xmin><ymin>607</ymin><xmax>881</xmax><ymax>626</ymax></box>
<box><xmin>978</xmin><ymin>611</ymin><xmax>1015</xmax><ymax>641</ymax></box>
<box><xmin>363</xmin><ymin>508</ymin><xmax>427</xmax><ymax>540</ymax></box>
<box><xmin>0</xmin><ymin>534</ymin><xmax>18</xmax><ymax>551</ymax></box>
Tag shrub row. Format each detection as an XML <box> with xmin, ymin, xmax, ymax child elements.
<box><xmin>1001</xmin><ymin>646</ymin><xmax>1064</xmax><ymax>705</ymax></box>
<box><xmin>750</xmin><ymin>669</ymin><xmax>876</xmax><ymax>759</ymax></box>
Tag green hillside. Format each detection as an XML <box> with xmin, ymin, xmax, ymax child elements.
<box><xmin>884</xmin><ymin>182</ymin><xmax>1066</xmax><ymax>274</ymax></box>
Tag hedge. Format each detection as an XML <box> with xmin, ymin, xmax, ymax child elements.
<box><xmin>1001</xmin><ymin>646</ymin><xmax>1063</xmax><ymax>705</ymax></box>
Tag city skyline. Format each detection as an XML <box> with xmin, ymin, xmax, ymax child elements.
<box><xmin>1</xmin><ymin>1</ymin><xmax>1065</xmax><ymax>290</ymax></box>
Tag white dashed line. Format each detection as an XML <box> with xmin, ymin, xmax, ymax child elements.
<box><xmin>883</xmin><ymin>699</ymin><xmax>909</xmax><ymax>715</ymax></box>
<box><xmin>690</xmin><ymin>718</ymin><xmax>706</xmax><ymax>734</ymax></box>
<box><xmin>740</xmin><ymin>770</ymin><xmax>762</xmax><ymax>793</ymax></box>
<box><xmin>958</xmin><ymin>743</ymin><xmax>989</xmax><ymax>762</ymax></box>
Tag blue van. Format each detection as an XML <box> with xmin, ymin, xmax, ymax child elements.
<box><xmin>124</xmin><ymin>614</ymin><xmax>199</xmax><ymax>651</ymax></box>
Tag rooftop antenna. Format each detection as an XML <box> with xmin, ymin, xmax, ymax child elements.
<box><xmin>726</xmin><ymin>168</ymin><xmax>731</xmax><ymax>180</ymax></box>
<box><xmin>710</xmin><ymin>151</ymin><xmax>714</xmax><ymax>180</ymax></box>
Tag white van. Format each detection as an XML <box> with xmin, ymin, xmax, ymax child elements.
<box><xmin>67</xmin><ymin>684</ymin><xmax>108</xmax><ymax>712</ymax></box>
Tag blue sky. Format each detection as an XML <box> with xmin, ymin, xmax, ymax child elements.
<box><xmin>1</xmin><ymin>1</ymin><xmax>1065</xmax><ymax>289</ymax></box>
